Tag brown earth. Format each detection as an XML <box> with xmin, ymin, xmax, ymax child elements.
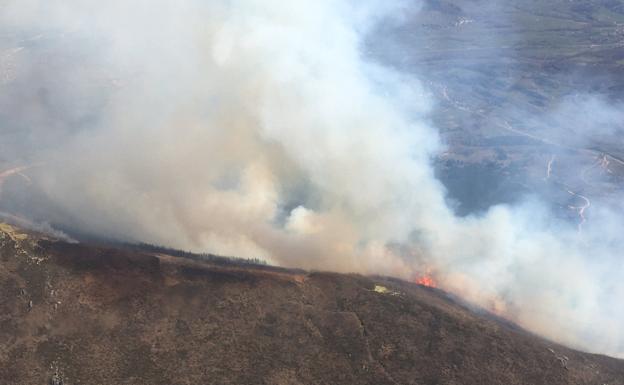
<box><xmin>1</xmin><ymin>224</ymin><xmax>623</xmax><ymax>385</ymax></box>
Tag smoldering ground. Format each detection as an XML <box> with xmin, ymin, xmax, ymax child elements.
<box><xmin>0</xmin><ymin>0</ymin><xmax>623</xmax><ymax>357</ymax></box>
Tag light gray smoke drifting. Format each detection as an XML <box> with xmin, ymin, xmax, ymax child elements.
<box><xmin>0</xmin><ymin>1</ymin><xmax>623</xmax><ymax>357</ymax></box>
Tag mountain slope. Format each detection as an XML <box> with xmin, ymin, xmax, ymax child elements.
<box><xmin>1</xmin><ymin>224</ymin><xmax>623</xmax><ymax>385</ymax></box>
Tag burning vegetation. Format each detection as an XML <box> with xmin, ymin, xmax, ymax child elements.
<box><xmin>415</xmin><ymin>274</ymin><xmax>437</xmax><ymax>288</ymax></box>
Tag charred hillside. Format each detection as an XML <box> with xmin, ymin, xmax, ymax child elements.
<box><xmin>1</xmin><ymin>224</ymin><xmax>623</xmax><ymax>385</ymax></box>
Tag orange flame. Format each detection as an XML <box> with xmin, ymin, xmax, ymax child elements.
<box><xmin>416</xmin><ymin>275</ymin><xmax>437</xmax><ymax>288</ymax></box>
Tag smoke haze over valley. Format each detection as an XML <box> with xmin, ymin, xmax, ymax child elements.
<box><xmin>1</xmin><ymin>0</ymin><xmax>624</xmax><ymax>358</ymax></box>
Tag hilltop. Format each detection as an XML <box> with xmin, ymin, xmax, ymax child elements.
<box><xmin>1</xmin><ymin>224</ymin><xmax>622</xmax><ymax>384</ymax></box>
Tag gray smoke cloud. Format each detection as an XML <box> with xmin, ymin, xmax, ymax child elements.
<box><xmin>1</xmin><ymin>1</ymin><xmax>623</xmax><ymax>357</ymax></box>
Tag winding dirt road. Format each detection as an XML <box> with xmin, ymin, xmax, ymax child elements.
<box><xmin>0</xmin><ymin>165</ymin><xmax>33</xmax><ymax>195</ymax></box>
<box><xmin>545</xmin><ymin>154</ymin><xmax>556</xmax><ymax>180</ymax></box>
<box><xmin>566</xmin><ymin>189</ymin><xmax>591</xmax><ymax>232</ymax></box>
<box><xmin>436</xmin><ymin>86</ymin><xmax>602</xmax><ymax>232</ymax></box>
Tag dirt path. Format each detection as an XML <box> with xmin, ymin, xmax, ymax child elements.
<box><xmin>0</xmin><ymin>165</ymin><xmax>33</xmax><ymax>196</ymax></box>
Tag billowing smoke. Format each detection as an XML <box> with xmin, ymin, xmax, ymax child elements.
<box><xmin>1</xmin><ymin>1</ymin><xmax>623</xmax><ymax>357</ymax></box>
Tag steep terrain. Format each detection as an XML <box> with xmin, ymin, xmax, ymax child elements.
<box><xmin>1</xmin><ymin>224</ymin><xmax>623</xmax><ymax>385</ymax></box>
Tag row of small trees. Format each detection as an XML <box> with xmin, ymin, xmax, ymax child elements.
<box><xmin>130</xmin><ymin>242</ymin><xmax>269</xmax><ymax>267</ymax></box>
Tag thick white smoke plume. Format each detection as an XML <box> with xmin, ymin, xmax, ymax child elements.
<box><xmin>0</xmin><ymin>1</ymin><xmax>623</xmax><ymax>356</ymax></box>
